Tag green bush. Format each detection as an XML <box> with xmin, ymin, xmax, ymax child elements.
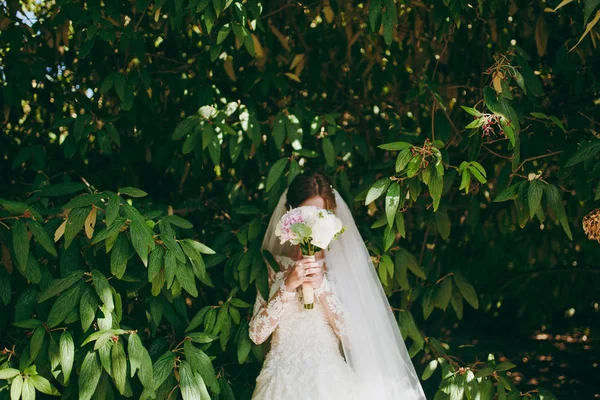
<box><xmin>1</xmin><ymin>0</ymin><xmax>599</xmax><ymax>398</ymax></box>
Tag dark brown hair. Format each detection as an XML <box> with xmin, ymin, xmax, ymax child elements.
<box><xmin>286</xmin><ymin>173</ymin><xmax>337</xmax><ymax>210</ymax></box>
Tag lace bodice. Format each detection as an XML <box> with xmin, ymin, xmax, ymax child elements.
<box><xmin>249</xmin><ymin>255</ymin><xmax>356</xmax><ymax>400</ymax></box>
<box><xmin>248</xmin><ymin>256</ymin><xmax>347</xmax><ymax>348</ymax></box>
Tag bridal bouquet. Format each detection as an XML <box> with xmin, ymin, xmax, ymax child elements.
<box><xmin>275</xmin><ymin>206</ymin><xmax>346</xmax><ymax>309</ymax></box>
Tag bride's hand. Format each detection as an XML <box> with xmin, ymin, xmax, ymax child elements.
<box><xmin>284</xmin><ymin>259</ymin><xmax>322</xmax><ymax>292</ymax></box>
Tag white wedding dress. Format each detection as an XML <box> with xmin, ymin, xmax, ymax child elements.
<box><xmin>249</xmin><ymin>255</ymin><xmax>357</xmax><ymax>400</ymax></box>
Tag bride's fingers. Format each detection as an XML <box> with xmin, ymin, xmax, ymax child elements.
<box><xmin>304</xmin><ymin>267</ymin><xmax>322</xmax><ymax>276</ymax></box>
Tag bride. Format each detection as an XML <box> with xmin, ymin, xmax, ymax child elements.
<box><xmin>249</xmin><ymin>173</ymin><xmax>426</xmax><ymax>400</ymax></box>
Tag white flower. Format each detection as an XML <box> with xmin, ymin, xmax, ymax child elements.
<box><xmin>310</xmin><ymin>212</ymin><xmax>344</xmax><ymax>249</ymax></box>
<box><xmin>275</xmin><ymin>206</ymin><xmax>345</xmax><ymax>250</ymax></box>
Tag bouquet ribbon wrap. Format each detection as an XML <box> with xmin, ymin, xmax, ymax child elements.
<box><xmin>302</xmin><ymin>254</ymin><xmax>315</xmax><ymax>309</ymax></box>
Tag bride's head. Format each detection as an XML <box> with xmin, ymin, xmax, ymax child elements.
<box><xmin>286</xmin><ymin>172</ymin><xmax>336</xmax><ymax>211</ymax></box>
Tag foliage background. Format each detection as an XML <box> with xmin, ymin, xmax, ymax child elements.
<box><xmin>1</xmin><ymin>0</ymin><xmax>599</xmax><ymax>399</ymax></box>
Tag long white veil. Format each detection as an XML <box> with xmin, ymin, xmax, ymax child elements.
<box><xmin>262</xmin><ymin>188</ymin><xmax>426</xmax><ymax>399</ymax></box>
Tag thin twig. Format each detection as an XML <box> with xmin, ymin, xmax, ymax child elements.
<box><xmin>260</xmin><ymin>1</ymin><xmax>318</xmax><ymax>20</ymax></box>
<box><xmin>431</xmin><ymin>27</ymin><xmax>453</xmax><ymax>81</ymax></box>
<box><xmin>418</xmin><ymin>225</ymin><xmax>430</xmax><ymax>266</ymax></box>
<box><xmin>495</xmin><ymin>268</ymin><xmax>600</xmax><ymax>296</ymax></box>
<box><xmin>510</xmin><ymin>150</ymin><xmax>563</xmax><ymax>180</ymax></box>
<box><xmin>579</xmin><ymin>111</ymin><xmax>600</xmax><ymax>127</ymax></box>
<box><xmin>431</xmin><ymin>101</ymin><xmax>436</xmax><ymax>141</ymax></box>
<box><xmin>482</xmin><ymin>145</ymin><xmax>513</xmax><ymax>160</ymax></box>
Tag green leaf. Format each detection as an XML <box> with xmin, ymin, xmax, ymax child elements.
<box><xmin>91</xmin><ymin>217</ymin><xmax>126</xmax><ymax>245</ymax></box>
<box><xmin>62</xmin><ymin>194</ymin><xmax>103</xmax><ymax>210</ymax></box>
<box><xmin>183</xmin><ymin>127</ymin><xmax>201</xmax><ymax>154</ymax></box>
<box><xmin>148</xmin><ymin>246</ymin><xmax>165</xmax><ymax>282</ymax></box>
<box><xmin>468</xmin><ymin>162</ymin><xmax>487</xmax><ymax>184</ymax></box>
<box><xmin>163</xmin><ymin>215</ymin><xmax>193</xmax><ymax>229</ymax></box>
<box><xmin>47</xmin><ymin>282</ymin><xmax>83</xmax><ymax>328</ymax></box>
<box><xmin>465</xmin><ymin>118</ymin><xmax>484</xmax><ymax>129</ymax></box>
<box><xmin>0</xmin><ymin>266</ymin><xmax>11</xmax><ymax>305</ymax></box>
<box><xmin>459</xmin><ymin>169</ymin><xmax>471</xmax><ymax>193</ymax></box>
<box><xmin>180</xmin><ymin>360</ymin><xmax>201</xmax><ymax>400</ymax></box>
<box><xmin>288</xmin><ymin>158</ymin><xmax>301</xmax><ymax>185</ymax></box>
<box><xmin>528</xmin><ymin>180</ymin><xmax>544</xmax><ymax>218</ymax></box>
<box><xmin>266</xmin><ymin>158</ymin><xmax>288</xmax><ymax>192</ymax></box>
<box><xmin>383</xmin><ymin>225</ymin><xmax>395</xmax><ymax>251</ymax></box>
<box><xmin>584</xmin><ymin>0</ymin><xmax>600</xmax><ymax>24</ymax></box>
<box><xmin>272</xmin><ymin>114</ymin><xmax>286</xmax><ymax>148</ymax></box>
<box><xmin>565</xmin><ymin>140</ymin><xmax>600</xmax><ymax>167</ymax></box>
<box><xmin>216</xmin><ymin>24</ymin><xmax>231</xmax><ymax>44</ymax></box>
<box><xmin>366</xmin><ymin>178</ymin><xmax>390</xmax><ymax>205</ymax></box>
<box><xmin>385</xmin><ymin>182</ymin><xmax>400</xmax><ymax>227</ymax></box>
<box><xmin>422</xmin><ymin>359</ymin><xmax>439</xmax><ymax>381</ymax></box>
<box><xmin>369</xmin><ymin>0</ymin><xmax>382</xmax><ymax>31</ymax></box>
<box><xmin>79</xmin><ymin>351</ymin><xmax>102</xmax><ymax>400</ymax></box>
<box><xmin>395</xmin><ymin>149</ymin><xmax>413</xmax><ymax>172</ymax></box>
<box><xmin>30</xmin><ymin>327</ymin><xmax>45</xmax><ymax>361</ymax></box>
<box><xmin>429</xmin><ymin>169</ymin><xmax>444</xmax><ymax>212</ymax></box>
<box><xmin>422</xmin><ymin>287</ymin><xmax>436</xmax><ymax>320</ymax></box>
<box><xmin>494</xmin><ymin>182</ymin><xmax>522</xmax><ymax>202</ymax></box>
<box><xmin>186</xmin><ymin>306</ymin><xmax>210</xmax><ymax>333</ymax></box>
<box><xmin>99</xmin><ymin>72</ymin><xmax>117</xmax><ymax>94</ymax></box>
<box><xmin>21</xmin><ymin>379</ymin><xmax>35</xmax><ymax>400</ymax></box>
<box><xmin>0</xmin><ymin>198</ymin><xmax>30</xmax><ymax>215</ymax></box>
<box><xmin>28</xmin><ymin>220</ymin><xmax>57</xmax><ymax>257</ymax></box>
<box><xmin>406</xmin><ymin>156</ymin><xmax>421</xmax><ymax>178</ymax></box>
<box><xmin>461</xmin><ymin>106</ymin><xmax>483</xmax><ymax>117</ymax></box>
<box><xmin>64</xmin><ymin>207</ymin><xmax>91</xmax><ymax>249</ymax></box>
<box><xmin>105</xmin><ymin>195</ymin><xmax>121</xmax><ymax>227</ymax></box>
<box><xmin>128</xmin><ymin>333</ymin><xmax>154</xmax><ymax>389</ymax></box>
<box><xmin>38</xmin><ymin>270</ymin><xmax>84</xmax><ymax>303</ymax></box>
<box><xmin>450</xmin><ymin>291</ymin><xmax>464</xmax><ymax>320</ymax></box>
<box><xmin>119</xmin><ymin>187</ymin><xmax>148</xmax><ymax>198</ymax></box>
<box><xmin>0</xmin><ymin>368</ymin><xmax>20</xmax><ymax>380</ymax></box>
<box><xmin>187</xmin><ymin>332</ymin><xmax>218</xmax><ymax>344</ymax></box>
<box><xmin>92</xmin><ymin>269</ymin><xmax>114</xmax><ymax>312</ymax></box>
<box><xmin>379</xmin><ymin>141</ymin><xmax>413</xmax><ymax>151</ymax></box>
<box><xmin>12</xmin><ymin>219</ymin><xmax>29</xmax><ymax>271</ymax></box>
<box><xmin>436</xmin><ymin>278</ymin><xmax>452</xmax><ymax>310</ymax></box>
<box><xmin>174</xmin><ymin>116</ymin><xmax>199</xmax><ymax>140</ymax></box>
<box><xmin>11</xmin><ymin>374</ymin><xmax>23</xmax><ymax>400</ymax></box>
<box><xmin>80</xmin><ymin>286</ymin><xmax>98</xmax><ymax>331</ymax></box>
<box><xmin>60</xmin><ymin>330</ymin><xmax>75</xmax><ymax>384</ymax></box>
<box><xmin>544</xmin><ymin>184</ymin><xmax>572</xmax><ymax>240</ymax></box>
<box><xmin>110</xmin><ymin>234</ymin><xmax>129</xmax><ymax>279</ymax></box>
<box><xmin>230</xmin><ymin>298</ymin><xmax>252</xmax><ymax>308</ymax></box>
<box><xmin>237</xmin><ymin>321</ymin><xmax>252</xmax><ymax>364</ymax></box>
<box><xmin>453</xmin><ymin>273</ymin><xmax>479</xmax><ymax>309</ymax></box>
<box><xmin>30</xmin><ymin>374</ymin><xmax>60</xmax><ymax>395</ymax></box>
<box><xmin>396</xmin><ymin>247</ymin><xmax>426</xmax><ymax>279</ymax></box>
<box><xmin>180</xmin><ymin>239</ymin><xmax>207</xmax><ymax>280</ymax></box>
<box><xmin>124</xmin><ymin>203</ymin><xmax>154</xmax><ymax>267</ymax></box>
<box><xmin>496</xmin><ymin>361</ymin><xmax>517</xmax><ymax>371</ymax></box>
<box><xmin>161</xmin><ymin>234</ymin><xmax>186</xmax><ymax>263</ymax></box>
<box><xmin>183</xmin><ymin>341</ymin><xmax>218</xmax><ymax>392</ymax></box>
<box><xmin>12</xmin><ymin>319</ymin><xmax>43</xmax><ymax>329</ymax></box>
<box><xmin>111</xmin><ymin>341</ymin><xmax>127</xmax><ymax>394</ymax></box>
<box><xmin>475</xmin><ymin>367</ymin><xmax>494</xmax><ymax>378</ymax></box>
<box><xmin>322</xmin><ymin>138</ymin><xmax>335</xmax><ymax>167</ymax></box>
<box><xmin>176</xmin><ymin>263</ymin><xmax>199</xmax><ymax>297</ymax></box>
<box><xmin>152</xmin><ymin>351</ymin><xmax>176</xmax><ymax>390</ymax></box>
<box><xmin>435</xmin><ymin>206</ymin><xmax>451</xmax><ymax>240</ymax></box>
<box><xmin>396</xmin><ymin>212</ymin><xmax>406</xmax><ymax>238</ymax></box>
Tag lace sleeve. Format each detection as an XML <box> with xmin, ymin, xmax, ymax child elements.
<box><xmin>315</xmin><ymin>273</ymin><xmax>348</xmax><ymax>343</ymax></box>
<box><xmin>248</xmin><ymin>258</ymin><xmax>296</xmax><ymax>345</ymax></box>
